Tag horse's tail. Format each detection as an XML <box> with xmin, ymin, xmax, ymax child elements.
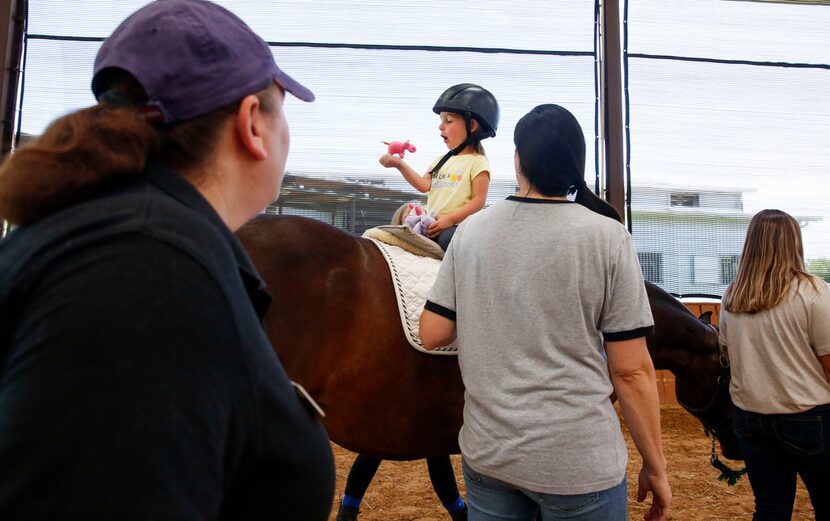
<box><xmin>575</xmin><ymin>184</ymin><xmax>623</xmax><ymax>224</ymax></box>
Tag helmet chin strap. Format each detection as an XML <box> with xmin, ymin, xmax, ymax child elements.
<box><xmin>429</xmin><ymin>111</ymin><xmax>474</xmax><ymax>175</ymax></box>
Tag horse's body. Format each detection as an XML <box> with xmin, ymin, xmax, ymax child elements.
<box><xmin>237</xmin><ymin>214</ymin><xmax>740</xmax><ymax>461</ymax></box>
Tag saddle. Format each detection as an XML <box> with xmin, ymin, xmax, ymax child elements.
<box><xmin>362</xmin><ymin>226</ymin><xmax>457</xmax><ymax>355</ymax></box>
<box><xmin>362</xmin><ymin>225</ymin><xmax>444</xmax><ymax>260</ymax></box>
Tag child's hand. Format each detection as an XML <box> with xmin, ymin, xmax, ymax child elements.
<box><xmin>378</xmin><ymin>153</ymin><xmax>402</xmax><ymax>169</ymax></box>
<box><xmin>427</xmin><ymin>216</ymin><xmax>454</xmax><ymax>238</ymax></box>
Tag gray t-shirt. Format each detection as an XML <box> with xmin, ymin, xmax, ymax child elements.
<box><xmin>426</xmin><ymin>197</ymin><xmax>653</xmax><ymax>495</ymax></box>
<box><xmin>720</xmin><ymin>279</ymin><xmax>830</xmax><ymax>414</ymax></box>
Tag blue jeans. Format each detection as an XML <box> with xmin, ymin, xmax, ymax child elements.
<box><xmin>434</xmin><ymin>225</ymin><xmax>457</xmax><ymax>251</ymax></box>
<box><xmin>462</xmin><ymin>459</ymin><xmax>627</xmax><ymax>521</ymax></box>
<box><xmin>733</xmin><ymin>405</ymin><xmax>830</xmax><ymax>520</ymax></box>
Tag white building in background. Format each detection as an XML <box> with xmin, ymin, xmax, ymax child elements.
<box><xmin>631</xmin><ymin>184</ymin><xmax>820</xmax><ymax>297</ymax></box>
<box><xmin>268</xmin><ymin>175</ymin><xmax>821</xmax><ymax>297</ymax></box>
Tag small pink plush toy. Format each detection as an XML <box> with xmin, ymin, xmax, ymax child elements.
<box><xmin>404</xmin><ymin>203</ymin><xmax>436</xmax><ymax>237</ymax></box>
<box><xmin>383</xmin><ymin>140</ymin><xmax>417</xmax><ymax>158</ymax></box>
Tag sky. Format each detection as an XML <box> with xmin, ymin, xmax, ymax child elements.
<box><xmin>17</xmin><ymin>0</ymin><xmax>830</xmax><ymax>259</ymax></box>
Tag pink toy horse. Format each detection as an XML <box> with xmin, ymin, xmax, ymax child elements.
<box><xmin>383</xmin><ymin>140</ymin><xmax>417</xmax><ymax>158</ymax></box>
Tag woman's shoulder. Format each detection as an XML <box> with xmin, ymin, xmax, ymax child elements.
<box><xmin>1</xmin><ymin>181</ymin><xmax>235</xmax><ymax>290</ymax></box>
<box><xmin>796</xmin><ymin>276</ymin><xmax>830</xmax><ymax>302</ymax></box>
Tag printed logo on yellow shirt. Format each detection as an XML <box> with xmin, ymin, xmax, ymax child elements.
<box><xmin>432</xmin><ymin>168</ymin><xmax>464</xmax><ymax>189</ymax></box>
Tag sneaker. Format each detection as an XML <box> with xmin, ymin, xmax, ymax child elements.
<box><xmin>449</xmin><ymin>504</ymin><xmax>468</xmax><ymax>521</ymax></box>
<box><xmin>335</xmin><ymin>504</ymin><xmax>359</xmax><ymax>521</ymax></box>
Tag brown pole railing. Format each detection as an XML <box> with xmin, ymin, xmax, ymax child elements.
<box><xmin>601</xmin><ymin>0</ymin><xmax>626</xmax><ymax>222</ymax></box>
<box><xmin>0</xmin><ymin>0</ymin><xmax>25</xmax><ymax>237</ymax></box>
<box><xmin>0</xmin><ymin>0</ymin><xmax>25</xmax><ymax>160</ymax></box>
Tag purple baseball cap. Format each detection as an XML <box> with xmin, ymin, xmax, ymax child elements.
<box><xmin>92</xmin><ymin>0</ymin><xmax>314</xmax><ymax>123</ymax></box>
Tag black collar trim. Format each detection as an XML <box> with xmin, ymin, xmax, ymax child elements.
<box><xmin>506</xmin><ymin>196</ymin><xmax>574</xmax><ymax>204</ymax></box>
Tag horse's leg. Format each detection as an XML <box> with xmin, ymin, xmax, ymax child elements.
<box><xmin>335</xmin><ymin>454</ymin><xmax>382</xmax><ymax>521</ymax></box>
<box><xmin>426</xmin><ymin>456</ymin><xmax>467</xmax><ymax>520</ymax></box>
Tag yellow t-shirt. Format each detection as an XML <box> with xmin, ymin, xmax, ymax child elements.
<box><xmin>425</xmin><ymin>153</ymin><xmax>490</xmax><ymax>219</ymax></box>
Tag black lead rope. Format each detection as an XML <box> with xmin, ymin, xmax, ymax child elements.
<box><xmin>709</xmin><ymin>435</ymin><xmax>747</xmax><ymax>486</ymax></box>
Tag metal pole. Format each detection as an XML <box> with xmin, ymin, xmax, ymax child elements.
<box><xmin>601</xmin><ymin>0</ymin><xmax>626</xmax><ymax>222</ymax></box>
<box><xmin>0</xmin><ymin>0</ymin><xmax>25</xmax><ymax>159</ymax></box>
<box><xmin>0</xmin><ymin>0</ymin><xmax>25</xmax><ymax>238</ymax></box>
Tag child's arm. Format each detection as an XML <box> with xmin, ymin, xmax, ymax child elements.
<box><xmin>427</xmin><ymin>171</ymin><xmax>490</xmax><ymax>238</ymax></box>
<box><xmin>379</xmin><ymin>153</ymin><xmax>431</xmax><ymax>193</ymax></box>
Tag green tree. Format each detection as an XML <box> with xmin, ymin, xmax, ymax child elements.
<box><xmin>807</xmin><ymin>258</ymin><xmax>830</xmax><ymax>282</ymax></box>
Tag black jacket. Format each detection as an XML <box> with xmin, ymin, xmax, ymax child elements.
<box><xmin>0</xmin><ymin>161</ymin><xmax>334</xmax><ymax>520</ymax></box>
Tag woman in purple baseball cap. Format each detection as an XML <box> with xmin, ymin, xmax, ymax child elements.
<box><xmin>0</xmin><ymin>1</ymin><xmax>333</xmax><ymax>519</ymax></box>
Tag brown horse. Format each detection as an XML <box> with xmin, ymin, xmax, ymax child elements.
<box><xmin>236</xmin><ymin>214</ymin><xmax>741</xmax><ymax>461</ymax></box>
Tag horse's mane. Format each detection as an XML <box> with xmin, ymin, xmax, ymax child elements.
<box><xmin>645</xmin><ymin>280</ymin><xmax>721</xmax><ymax>366</ymax></box>
<box><xmin>645</xmin><ymin>281</ymin><xmax>700</xmax><ymax>319</ymax></box>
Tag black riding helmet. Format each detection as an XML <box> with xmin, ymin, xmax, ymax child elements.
<box><xmin>432</xmin><ymin>83</ymin><xmax>499</xmax><ymax>139</ymax></box>
<box><xmin>429</xmin><ymin>83</ymin><xmax>499</xmax><ymax>174</ymax></box>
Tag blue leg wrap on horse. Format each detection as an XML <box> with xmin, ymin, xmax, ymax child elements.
<box><xmin>444</xmin><ymin>496</ymin><xmax>466</xmax><ymax>513</ymax></box>
<box><xmin>341</xmin><ymin>495</ymin><xmax>362</xmax><ymax>508</ymax></box>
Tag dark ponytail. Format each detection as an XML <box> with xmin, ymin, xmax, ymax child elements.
<box><xmin>515</xmin><ymin>104</ymin><xmax>621</xmax><ymax>223</ymax></box>
<box><xmin>573</xmin><ymin>181</ymin><xmax>622</xmax><ymax>223</ymax></box>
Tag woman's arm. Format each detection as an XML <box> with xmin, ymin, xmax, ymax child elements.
<box><xmin>820</xmin><ymin>354</ymin><xmax>830</xmax><ymax>384</ymax></box>
<box><xmin>419</xmin><ymin>308</ymin><xmax>457</xmax><ymax>350</ymax></box>
<box><xmin>379</xmin><ymin>153</ymin><xmax>431</xmax><ymax>193</ymax></box>
<box><xmin>606</xmin><ymin>337</ymin><xmax>672</xmax><ymax>521</ymax></box>
<box><xmin>428</xmin><ymin>172</ymin><xmax>489</xmax><ymax>237</ymax></box>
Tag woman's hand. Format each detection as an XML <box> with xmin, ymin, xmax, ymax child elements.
<box><xmin>427</xmin><ymin>216</ymin><xmax>454</xmax><ymax>238</ymax></box>
<box><xmin>378</xmin><ymin>153</ymin><xmax>402</xmax><ymax>169</ymax></box>
<box><xmin>638</xmin><ymin>464</ymin><xmax>672</xmax><ymax>521</ymax></box>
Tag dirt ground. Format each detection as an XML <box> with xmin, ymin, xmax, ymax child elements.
<box><xmin>328</xmin><ymin>405</ymin><xmax>815</xmax><ymax>520</ymax></box>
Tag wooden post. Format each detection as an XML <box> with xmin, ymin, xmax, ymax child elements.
<box><xmin>0</xmin><ymin>0</ymin><xmax>25</xmax><ymax>160</ymax></box>
<box><xmin>601</xmin><ymin>0</ymin><xmax>626</xmax><ymax>221</ymax></box>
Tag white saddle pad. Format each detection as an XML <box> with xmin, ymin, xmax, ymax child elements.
<box><xmin>365</xmin><ymin>237</ymin><xmax>457</xmax><ymax>355</ymax></box>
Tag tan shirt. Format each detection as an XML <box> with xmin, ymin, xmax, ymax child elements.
<box><xmin>426</xmin><ymin>153</ymin><xmax>489</xmax><ymax>218</ymax></box>
<box><xmin>720</xmin><ymin>279</ymin><xmax>830</xmax><ymax>414</ymax></box>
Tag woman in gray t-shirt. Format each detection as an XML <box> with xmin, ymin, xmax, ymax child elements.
<box><xmin>420</xmin><ymin>104</ymin><xmax>671</xmax><ymax>521</ymax></box>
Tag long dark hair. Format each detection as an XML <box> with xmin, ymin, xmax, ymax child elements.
<box><xmin>0</xmin><ymin>71</ymin><xmax>276</xmax><ymax>225</ymax></box>
<box><xmin>514</xmin><ymin>104</ymin><xmax>621</xmax><ymax>223</ymax></box>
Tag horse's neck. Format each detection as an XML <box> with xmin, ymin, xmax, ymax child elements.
<box><xmin>646</xmin><ymin>283</ymin><xmax>717</xmax><ymax>374</ymax></box>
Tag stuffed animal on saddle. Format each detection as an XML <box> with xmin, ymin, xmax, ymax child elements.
<box><xmin>404</xmin><ymin>203</ymin><xmax>436</xmax><ymax>237</ymax></box>
<box><xmin>383</xmin><ymin>140</ymin><xmax>416</xmax><ymax>158</ymax></box>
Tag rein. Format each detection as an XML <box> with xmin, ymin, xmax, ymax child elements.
<box><xmin>676</xmin><ymin>322</ymin><xmax>747</xmax><ymax>485</ymax></box>
<box><xmin>675</xmin><ymin>323</ymin><xmax>729</xmax><ymax>418</ymax></box>
<box><xmin>676</xmin><ymin>374</ymin><xmax>727</xmax><ymax>415</ymax></box>
<box><xmin>709</xmin><ymin>437</ymin><xmax>747</xmax><ymax>485</ymax></box>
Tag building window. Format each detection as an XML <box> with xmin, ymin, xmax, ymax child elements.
<box><xmin>670</xmin><ymin>192</ymin><xmax>700</xmax><ymax>207</ymax></box>
<box><xmin>720</xmin><ymin>255</ymin><xmax>740</xmax><ymax>284</ymax></box>
<box><xmin>691</xmin><ymin>255</ymin><xmax>719</xmax><ymax>285</ymax></box>
<box><xmin>638</xmin><ymin>252</ymin><xmax>663</xmax><ymax>284</ymax></box>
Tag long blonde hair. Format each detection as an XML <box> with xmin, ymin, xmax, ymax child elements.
<box><xmin>722</xmin><ymin>209</ymin><xmax>818</xmax><ymax>314</ymax></box>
